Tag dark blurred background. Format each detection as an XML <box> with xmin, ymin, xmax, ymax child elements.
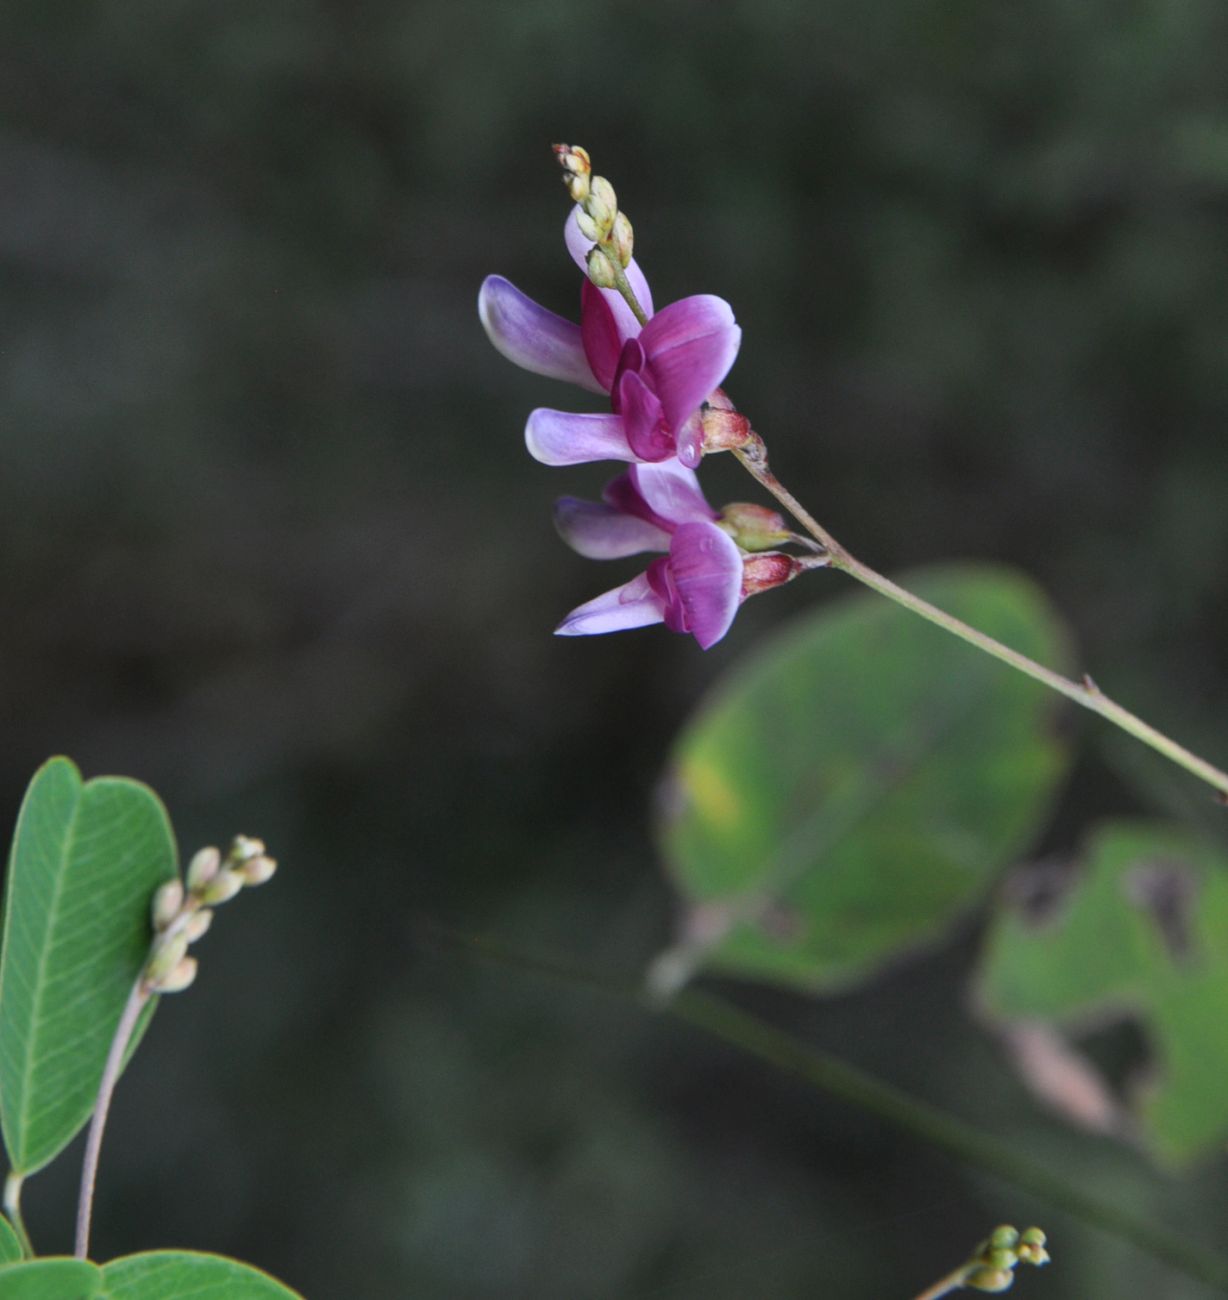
<box><xmin>2</xmin><ymin>1</ymin><xmax>1227</xmax><ymax>1296</ymax></box>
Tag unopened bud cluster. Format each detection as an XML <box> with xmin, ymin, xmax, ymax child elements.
<box><xmin>964</xmin><ymin>1226</ymin><xmax>1050</xmax><ymax>1293</ymax></box>
<box><xmin>145</xmin><ymin>835</ymin><xmax>278</xmax><ymax>994</ymax></box>
<box><xmin>553</xmin><ymin>143</ymin><xmax>635</xmax><ymax>289</ymax></box>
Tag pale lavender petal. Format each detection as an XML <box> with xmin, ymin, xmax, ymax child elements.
<box><xmin>555</xmin><ymin>572</ymin><xmax>666</xmax><ymax>637</ymax></box>
<box><xmin>563</xmin><ymin>208</ymin><xmax>653</xmax><ymax>340</ymax></box>
<box><xmin>639</xmin><ymin>295</ymin><xmax>741</xmax><ymax>434</ymax></box>
<box><xmin>668</xmin><ymin>521</ymin><xmax>743</xmax><ymax>649</ymax></box>
<box><xmin>553</xmin><ymin>497</ymin><xmax>671</xmax><ymax>559</ymax></box>
<box><xmin>478</xmin><ymin>276</ymin><xmax>603</xmax><ymax>394</ymax></box>
<box><xmin>525</xmin><ymin>408</ymin><xmax>636</xmax><ymax>465</ymax></box>
<box><xmin>616</xmin><ymin>371</ymin><xmax>673</xmax><ymax>462</ymax></box>
<box><xmin>629</xmin><ymin>460</ymin><xmax>716</xmax><ymax>527</ymax></box>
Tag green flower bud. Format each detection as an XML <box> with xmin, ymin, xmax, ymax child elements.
<box><xmin>985</xmin><ymin>1248</ymin><xmax>1017</xmax><ymax>1272</ymax></box>
<box><xmin>719</xmin><ymin>502</ymin><xmax>791</xmax><ymax>552</ymax></box>
<box><xmin>586</xmin><ymin>247</ymin><xmax>618</xmax><ymax>290</ymax></box>
<box><xmin>241</xmin><ymin>854</ymin><xmax>278</xmax><ymax>886</ymax></box>
<box><xmin>157</xmin><ymin>955</ymin><xmax>198</xmax><ymax>994</ymax></box>
<box><xmin>989</xmin><ymin>1226</ymin><xmax>1020</xmax><ymax>1251</ymax></box>
<box><xmin>584</xmin><ymin>176</ymin><xmax>618</xmax><ymax>237</ymax></box>
<box><xmin>552</xmin><ymin>143</ymin><xmax>591</xmax><ymax>178</ymax></box>
<box><xmin>967</xmin><ymin>1267</ymin><xmax>1014</xmax><ymax>1293</ymax></box>
<box><xmin>186</xmin><ymin>846</ymin><xmax>221</xmax><ymax>893</ymax></box>
<box><xmin>564</xmin><ymin>171</ymin><xmax>590</xmax><ymax>203</ymax></box>
<box><xmin>201</xmin><ymin>868</ymin><xmax>244</xmax><ymax>905</ymax></box>
<box><xmin>575</xmin><ymin>210</ymin><xmax>601</xmax><ymax>242</ymax></box>
<box><xmin>610</xmin><ymin>211</ymin><xmax>634</xmax><ymax>268</ymax></box>
<box><xmin>184</xmin><ymin>909</ymin><xmax>214</xmax><ymax>944</ymax></box>
<box><xmin>151</xmin><ymin>879</ymin><xmax>184</xmax><ymax>931</ymax></box>
<box><xmin>1018</xmin><ymin>1228</ymin><xmax>1046</xmax><ymax>1248</ymax></box>
<box><xmin>145</xmin><ymin>932</ymin><xmax>189</xmax><ymax>988</ymax></box>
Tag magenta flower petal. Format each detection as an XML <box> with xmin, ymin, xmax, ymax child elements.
<box><xmin>555</xmin><ymin>572</ymin><xmax>666</xmax><ymax>637</ymax></box>
<box><xmin>628</xmin><ymin>461</ymin><xmax>716</xmax><ymax>527</ymax></box>
<box><xmin>525</xmin><ymin>408</ymin><xmax>636</xmax><ymax>465</ymax></box>
<box><xmin>579</xmin><ymin>280</ymin><xmax>623</xmax><ymax>391</ymax></box>
<box><xmin>563</xmin><ymin>209</ymin><xmax>654</xmax><ymax>338</ymax></box>
<box><xmin>668</xmin><ymin>521</ymin><xmax>743</xmax><ymax>649</ymax></box>
<box><xmin>617</xmin><ymin>371</ymin><xmax>674</xmax><ymax>462</ymax></box>
<box><xmin>554</xmin><ymin>497</ymin><xmax>671</xmax><ymax>559</ymax></box>
<box><xmin>478</xmin><ymin>276</ymin><xmax>604</xmax><ymax>394</ymax></box>
<box><xmin>639</xmin><ymin>295</ymin><xmax>741</xmax><ymax>434</ymax></box>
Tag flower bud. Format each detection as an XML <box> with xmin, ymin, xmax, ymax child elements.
<box><xmin>575</xmin><ymin>210</ymin><xmax>601</xmax><ymax>242</ymax></box>
<box><xmin>184</xmin><ymin>909</ymin><xmax>214</xmax><ymax>944</ymax></box>
<box><xmin>586</xmin><ymin>247</ymin><xmax>618</xmax><ymax>290</ymax></box>
<box><xmin>201</xmin><ymin>868</ymin><xmax>244</xmax><ymax>905</ymax></box>
<box><xmin>1018</xmin><ymin>1228</ymin><xmax>1046</xmax><ymax>1249</ymax></box>
<box><xmin>699</xmin><ymin>405</ymin><xmax>753</xmax><ymax>454</ymax></box>
<box><xmin>584</xmin><ymin>176</ymin><xmax>618</xmax><ymax>237</ymax></box>
<box><xmin>564</xmin><ymin>171</ymin><xmax>590</xmax><ymax>203</ymax></box>
<box><xmin>145</xmin><ymin>932</ymin><xmax>189</xmax><ymax>988</ymax></box>
<box><xmin>989</xmin><ymin>1226</ymin><xmax>1020</xmax><ymax>1251</ymax></box>
<box><xmin>610</xmin><ymin>211</ymin><xmax>634</xmax><ymax>267</ymax></box>
<box><xmin>151</xmin><ymin>879</ymin><xmax>184</xmax><ymax>931</ymax></box>
<box><xmin>228</xmin><ymin>835</ymin><xmax>265</xmax><ymax>864</ymax></box>
<box><xmin>967</xmin><ymin>1268</ymin><xmax>1013</xmax><ymax>1293</ymax></box>
<box><xmin>241</xmin><ymin>854</ymin><xmax>278</xmax><ymax>886</ymax></box>
<box><xmin>552</xmin><ymin>143</ymin><xmax>591</xmax><ymax>178</ymax></box>
<box><xmin>984</xmin><ymin>1249</ymin><xmax>1017</xmax><ymax>1272</ymax></box>
<box><xmin>741</xmin><ymin>553</ymin><xmax>804</xmax><ymax>598</ymax></box>
<box><xmin>157</xmin><ymin>955</ymin><xmax>198</xmax><ymax>994</ymax></box>
<box><xmin>719</xmin><ymin>502</ymin><xmax>791</xmax><ymax>552</ymax></box>
<box><xmin>186</xmin><ymin>846</ymin><xmax>221</xmax><ymax>893</ymax></box>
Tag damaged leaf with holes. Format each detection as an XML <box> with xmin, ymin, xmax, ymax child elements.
<box><xmin>976</xmin><ymin>820</ymin><xmax>1228</xmax><ymax>1164</ymax></box>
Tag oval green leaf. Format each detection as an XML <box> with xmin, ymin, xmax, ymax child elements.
<box><xmin>0</xmin><ymin>1259</ymin><xmax>102</xmax><ymax>1299</ymax></box>
<box><xmin>977</xmin><ymin>820</ymin><xmax>1228</xmax><ymax>1164</ymax></box>
<box><xmin>101</xmin><ymin>1252</ymin><xmax>303</xmax><ymax>1299</ymax></box>
<box><xmin>0</xmin><ymin>1216</ymin><xmax>21</xmax><ymax>1267</ymax></box>
<box><xmin>0</xmin><ymin>758</ymin><xmax>177</xmax><ymax>1176</ymax></box>
<box><xmin>656</xmin><ymin>564</ymin><xmax>1071</xmax><ymax>993</ymax></box>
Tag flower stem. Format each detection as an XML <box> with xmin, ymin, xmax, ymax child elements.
<box><xmin>3</xmin><ymin>1173</ymin><xmax>34</xmax><ymax>1258</ymax></box>
<box><xmin>420</xmin><ymin>920</ymin><xmax>1228</xmax><ymax>1294</ymax></box>
<box><xmin>732</xmin><ymin>443</ymin><xmax>1228</xmax><ymax>801</ymax></box>
<box><xmin>75</xmin><ymin>979</ymin><xmax>150</xmax><ymax>1259</ymax></box>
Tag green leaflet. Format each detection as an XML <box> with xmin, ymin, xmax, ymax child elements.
<box><xmin>657</xmin><ymin>564</ymin><xmax>1071</xmax><ymax>993</ymax></box>
<box><xmin>0</xmin><ymin>758</ymin><xmax>177</xmax><ymax>1176</ymax></box>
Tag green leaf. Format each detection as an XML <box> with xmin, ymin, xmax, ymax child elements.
<box><xmin>976</xmin><ymin>820</ymin><xmax>1228</xmax><ymax>1164</ymax></box>
<box><xmin>656</xmin><ymin>564</ymin><xmax>1071</xmax><ymax>993</ymax></box>
<box><xmin>101</xmin><ymin>1252</ymin><xmax>303</xmax><ymax>1298</ymax></box>
<box><xmin>0</xmin><ymin>1217</ymin><xmax>21</xmax><ymax>1267</ymax></box>
<box><xmin>0</xmin><ymin>758</ymin><xmax>177</xmax><ymax>1176</ymax></box>
<box><xmin>0</xmin><ymin>1259</ymin><xmax>103</xmax><ymax>1298</ymax></box>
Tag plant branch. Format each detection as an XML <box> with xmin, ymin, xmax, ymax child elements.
<box><xmin>420</xmin><ymin>920</ymin><xmax>1228</xmax><ymax>1295</ymax></box>
<box><xmin>911</xmin><ymin>1266</ymin><xmax>971</xmax><ymax>1300</ymax></box>
<box><xmin>732</xmin><ymin>443</ymin><xmax>1228</xmax><ymax>801</ymax></box>
<box><xmin>75</xmin><ymin>979</ymin><xmax>150</xmax><ymax>1259</ymax></box>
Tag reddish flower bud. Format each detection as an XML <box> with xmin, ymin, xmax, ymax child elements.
<box><xmin>741</xmin><ymin>552</ymin><xmax>803</xmax><ymax>598</ymax></box>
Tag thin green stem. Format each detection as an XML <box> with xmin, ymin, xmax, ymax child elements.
<box><xmin>732</xmin><ymin>443</ymin><xmax>1228</xmax><ymax>801</ymax></box>
<box><xmin>422</xmin><ymin>922</ymin><xmax>1228</xmax><ymax>1293</ymax></box>
<box><xmin>75</xmin><ymin>978</ymin><xmax>150</xmax><ymax>1259</ymax></box>
<box><xmin>3</xmin><ymin>1172</ymin><xmax>34</xmax><ymax>1258</ymax></box>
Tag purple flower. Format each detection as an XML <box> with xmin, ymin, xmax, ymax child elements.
<box><xmin>551</xmin><ymin>460</ymin><xmax>743</xmax><ymax>649</ymax></box>
<box><xmin>479</xmin><ymin>211</ymin><xmax>741</xmax><ymax>469</ymax></box>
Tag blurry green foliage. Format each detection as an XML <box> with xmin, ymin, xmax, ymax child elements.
<box><xmin>978</xmin><ymin>821</ymin><xmax>1228</xmax><ymax>1165</ymax></box>
<box><xmin>658</xmin><ymin>565</ymin><xmax>1072</xmax><ymax>992</ymax></box>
